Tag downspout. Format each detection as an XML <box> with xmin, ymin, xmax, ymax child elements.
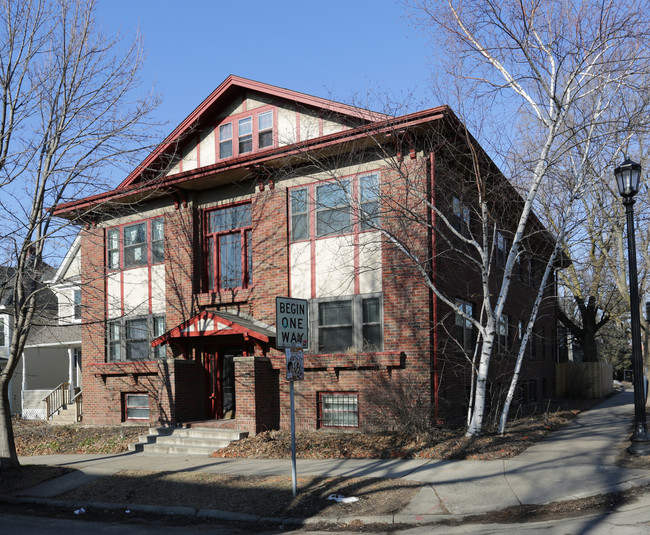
<box><xmin>429</xmin><ymin>151</ymin><xmax>440</xmax><ymax>422</ymax></box>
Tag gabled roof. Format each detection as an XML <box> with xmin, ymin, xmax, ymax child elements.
<box><xmin>117</xmin><ymin>75</ymin><xmax>388</xmax><ymax>191</ymax></box>
<box><xmin>151</xmin><ymin>309</ymin><xmax>276</xmax><ymax>347</ymax></box>
<box><xmin>52</xmin><ymin>102</ymin><xmax>450</xmax><ymax>220</ymax></box>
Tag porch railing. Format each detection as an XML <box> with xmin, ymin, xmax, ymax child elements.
<box><xmin>71</xmin><ymin>389</ymin><xmax>83</xmax><ymax>422</ymax></box>
<box><xmin>44</xmin><ymin>382</ymin><xmax>70</xmax><ymax>420</ymax></box>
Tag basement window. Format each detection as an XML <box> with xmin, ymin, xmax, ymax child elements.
<box><xmin>125</xmin><ymin>393</ymin><xmax>149</xmax><ymax>421</ymax></box>
<box><xmin>318</xmin><ymin>392</ymin><xmax>359</xmax><ymax>428</ymax></box>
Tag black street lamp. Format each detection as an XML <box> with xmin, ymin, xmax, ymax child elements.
<box><xmin>615</xmin><ymin>156</ymin><xmax>650</xmax><ymax>456</ymax></box>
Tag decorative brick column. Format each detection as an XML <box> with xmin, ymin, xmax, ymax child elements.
<box><xmin>233</xmin><ymin>356</ymin><xmax>279</xmax><ymax>435</ymax></box>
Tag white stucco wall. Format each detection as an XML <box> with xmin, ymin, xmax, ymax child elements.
<box><xmin>315</xmin><ymin>236</ymin><xmax>355</xmax><ymax>297</ymax></box>
<box><xmin>290</xmin><ymin>241</ymin><xmax>311</xmax><ymax>299</ymax></box>
<box><xmin>358</xmin><ymin>231</ymin><xmax>382</xmax><ymax>294</ymax></box>
<box><xmin>150</xmin><ymin>264</ymin><xmax>166</xmax><ymax>314</ymax></box>
<box><xmin>107</xmin><ymin>273</ymin><xmax>121</xmax><ymax>319</ymax></box>
<box><xmin>122</xmin><ymin>267</ymin><xmax>150</xmax><ymax>316</ymax></box>
<box><xmin>277</xmin><ymin>106</ymin><xmax>297</xmax><ymax>146</ymax></box>
<box><xmin>199</xmin><ymin>126</ymin><xmax>216</xmax><ymax>167</ymax></box>
<box><xmin>181</xmin><ymin>140</ymin><xmax>198</xmax><ymax>172</ymax></box>
<box><xmin>300</xmin><ymin>109</ymin><xmax>320</xmax><ymax>141</ymax></box>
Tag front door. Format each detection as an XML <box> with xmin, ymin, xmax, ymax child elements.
<box><xmin>203</xmin><ymin>347</ymin><xmax>239</xmax><ymax>419</ymax></box>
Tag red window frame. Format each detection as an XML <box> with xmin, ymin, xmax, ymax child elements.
<box><xmin>106</xmin><ymin>217</ymin><xmax>164</xmax><ymax>272</ymax></box>
<box><xmin>203</xmin><ymin>202</ymin><xmax>253</xmax><ymax>292</ymax></box>
<box><xmin>288</xmin><ymin>171</ymin><xmax>380</xmax><ymax>243</ymax></box>
<box><xmin>216</xmin><ymin>106</ymin><xmax>276</xmax><ymax>160</ymax></box>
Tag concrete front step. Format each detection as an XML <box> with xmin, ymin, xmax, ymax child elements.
<box><xmin>128</xmin><ymin>425</ymin><xmax>248</xmax><ymax>456</ymax></box>
<box><xmin>48</xmin><ymin>407</ymin><xmax>77</xmax><ymax>426</ymax></box>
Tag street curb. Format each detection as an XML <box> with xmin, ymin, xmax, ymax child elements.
<box><xmin>0</xmin><ymin>495</ymin><xmax>411</xmax><ymax>527</ymax></box>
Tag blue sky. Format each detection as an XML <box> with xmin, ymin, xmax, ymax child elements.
<box><xmin>95</xmin><ymin>0</ymin><xmax>437</xmax><ymax>135</ymax></box>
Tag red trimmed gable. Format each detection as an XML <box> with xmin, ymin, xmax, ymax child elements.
<box><xmin>152</xmin><ymin>309</ymin><xmax>275</xmax><ymax>347</ymax></box>
<box><xmin>117</xmin><ymin>75</ymin><xmax>389</xmax><ymax>190</ymax></box>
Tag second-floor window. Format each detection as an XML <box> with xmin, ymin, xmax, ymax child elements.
<box><xmin>107</xmin><ymin>218</ymin><xmax>164</xmax><ymax>270</ymax></box>
<box><xmin>290</xmin><ymin>173</ymin><xmax>380</xmax><ymax>242</ymax></box>
<box><xmin>204</xmin><ymin>203</ymin><xmax>252</xmax><ymax>291</ymax></box>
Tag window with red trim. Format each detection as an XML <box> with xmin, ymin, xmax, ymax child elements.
<box><xmin>204</xmin><ymin>203</ymin><xmax>252</xmax><ymax>291</ymax></box>
<box><xmin>106</xmin><ymin>218</ymin><xmax>164</xmax><ymax>271</ymax></box>
<box><xmin>290</xmin><ymin>173</ymin><xmax>380</xmax><ymax>242</ymax></box>
<box><xmin>217</xmin><ymin>108</ymin><xmax>275</xmax><ymax>160</ymax></box>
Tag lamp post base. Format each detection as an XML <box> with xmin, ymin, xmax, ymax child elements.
<box><xmin>628</xmin><ymin>428</ymin><xmax>650</xmax><ymax>456</ymax></box>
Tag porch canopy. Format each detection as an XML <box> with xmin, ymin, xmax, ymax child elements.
<box><xmin>151</xmin><ymin>309</ymin><xmax>276</xmax><ymax>355</ymax></box>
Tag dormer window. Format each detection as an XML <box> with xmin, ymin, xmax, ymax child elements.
<box><xmin>217</xmin><ymin>107</ymin><xmax>275</xmax><ymax>160</ymax></box>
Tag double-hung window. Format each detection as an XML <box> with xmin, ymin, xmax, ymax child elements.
<box><xmin>258</xmin><ymin>110</ymin><xmax>273</xmax><ymax>148</ymax></box>
<box><xmin>205</xmin><ymin>203</ymin><xmax>252</xmax><ymax>291</ymax></box>
<box><xmin>107</xmin><ymin>229</ymin><xmax>120</xmax><ymax>270</ymax></box>
<box><xmin>73</xmin><ymin>289</ymin><xmax>82</xmax><ymax>321</ymax></box>
<box><xmin>316</xmin><ymin>295</ymin><xmax>382</xmax><ymax>353</ymax></box>
<box><xmin>126</xmin><ymin>318</ymin><xmax>148</xmax><ymax>361</ymax></box>
<box><xmin>454</xmin><ymin>299</ymin><xmax>474</xmax><ymax>352</ymax></box>
<box><xmin>318</xmin><ymin>300</ymin><xmax>353</xmax><ymax>352</ymax></box>
<box><xmin>124</xmin><ymin>223</ymin><xmax>147</xmax><ymax>268</ymax></box>
<box><xmin>359</xmin><ymin>173</ymin><xmax>380</xmax><ymax>230</ymax></box>
<box><xmin>238</xmin><ymin>116</ymin><xmax>253</xmax><ymax>154</ymax></box>
<box><xmin>108</xmin><ymin>320</ymin><xmax>121</xmax><ymax>361</ymax></box>
<box><xmin>219</xmin><ymin>123</ymin><xmax>233</xmax><ymax>159</ymax></box>
<box><xmin>290</xmin><ymin>188</ymin><xmax>309</xmax><ymax>241</ymax></box>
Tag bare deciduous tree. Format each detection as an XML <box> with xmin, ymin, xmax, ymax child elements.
<box><xmin>409</xmin><ymin>0</ymin><xmax>650</xmax><ymax>435</ymax></box>
<box><xmin>0</xmin><ymin>0</ymin><xmax>158</xmax><ymax>469</ymax></box>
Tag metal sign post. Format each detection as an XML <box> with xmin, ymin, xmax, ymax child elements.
<box><xmin>289</xmin><ymin>377</ymin><xmax>297</xmax><ymax>497</ymax></box>
<box><xmin>285</xmin><ymin>347</ymin><xmax>304</xmax><ymax>497</ymax></box>
<box><xmin>277</xmin><ymin>297</ymin><xmax>308</xmax><ymax>498</ymax></box>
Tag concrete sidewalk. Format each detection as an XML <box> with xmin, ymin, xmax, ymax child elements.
<box><xmin>10</xmin><ymin>389</ymin><xmax>650</xmax><ymax>527</ymax></box>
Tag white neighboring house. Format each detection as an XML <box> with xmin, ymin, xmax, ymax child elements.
<box><xmin>2</xmin><ymin>237</ymin><xmax>82</xmax><ymax>420</ymax></box>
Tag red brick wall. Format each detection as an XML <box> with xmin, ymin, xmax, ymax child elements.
<box><xmin>249</xmin><ymin>186</ymin><xmax>289</xmax><ymax>324</ymax></box>
<box><xmin>77</xmin><ymin>146</ymin><xmax>557</xmax><ymax>432</ymax></box>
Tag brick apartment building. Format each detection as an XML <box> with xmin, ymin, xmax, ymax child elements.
<box><xmin>53</xmin><ymin>75</ymin><xmax>558</xmax><ymax>433</ymax></box>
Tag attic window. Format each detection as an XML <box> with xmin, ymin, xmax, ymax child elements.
<box><xmin>219</xmin><ymin>123</ymin><xmax>233</xmax><ymax>158</ymax></box>
<box><xmin>238</xmin><ymin>117</ymin><xmax>253</xmax><ymax>154</ymax></box>
<box><xmin>258</xmin><ymin>110</ymin><xmax>273</xmax><ymax>148</ymax></box>
<box><xmin>217</xmin><ymin>107</ymin><xmax>275</xmax><ymax>160</ymax></box>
